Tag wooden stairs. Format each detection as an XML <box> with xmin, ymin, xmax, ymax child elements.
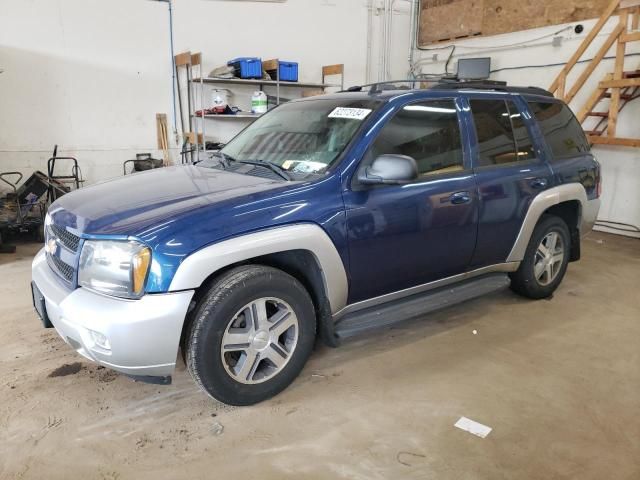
<box><xmin>549</xmin><ymin>0</ymin><xmax>640</xmax><ymax>148</ymax></box>
<box><xmin>579</xmin><ymin>70</ymin><xmax>640</xmax><ymax>146</ymax></box>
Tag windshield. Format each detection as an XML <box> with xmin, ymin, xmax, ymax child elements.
<box><xmin>211</xmin><ymin>97</ymin><xmax>383</xmax><ymax>177</ymax></box>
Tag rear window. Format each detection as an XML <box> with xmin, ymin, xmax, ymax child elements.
<box><xmin>528</xmin><ymin>101</ymin><xmax>590</xmax><ymax>159</ymax></box>
<box><xmin>469</xmin><ymin>99</ymin><xmax>536</xmax><ymax>167</ymax></box>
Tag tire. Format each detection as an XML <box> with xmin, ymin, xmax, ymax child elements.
<box><xmin>510</xmin><ymin>214</ymin><xmax>571</xmax><ymax>299</ymax></box>
<box><xmin>186</xmin><ymin>265</ymin><xmax>316</xmax><ymax>406</ymax></box>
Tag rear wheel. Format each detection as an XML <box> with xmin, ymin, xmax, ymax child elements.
<box><xmin>510</xmin><ymin>215</ymin><xmax>571</xmax><ymax>299</ymax></box>
<box><xmin>186</xmin><ymin>265</ymin><xmax>316</xmax><ymax>406</ymax></box>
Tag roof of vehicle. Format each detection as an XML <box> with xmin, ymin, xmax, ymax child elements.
<box><xmin>299</xmin><ymin>80</ymin><xmax>557</xmax><ymax>104</ymax></box>
<box><xmin>427</xmin><ymin>80</ymin><xmax>554</xmax><ymax>97</ymax></box>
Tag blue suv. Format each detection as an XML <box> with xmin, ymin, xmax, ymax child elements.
<box><xmin>31</xmin><ymin>82</ymin><xmax>601</xmax><ymax>405</ymax></box>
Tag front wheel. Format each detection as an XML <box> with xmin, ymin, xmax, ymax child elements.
<box><xmin>186</xmin><ymin>265</ymin><xmax>316</xmax><ymax>406</ymax></box>
<box><xmin>510</xmin><ymin>215</ymin><xmax>571</xmax><ymax>299</ymax></box>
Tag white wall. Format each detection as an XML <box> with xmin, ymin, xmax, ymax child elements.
<box><xmin>0</xmin><ymin>0</ymin><xmax>171</xmax><ymax>187</ymax></box>
<box><xmin>172</xmin><ymin>0</ymin><xmax>370</xmax><ymax>146</ymax></box>
<box><xmin>0</xmin><ymin>0</ymin><xmax>371</xmax><ymax>188</ymax></box>
<box><xmin>1</xmin><ymin>0</ymin><xmax>638</xmax><ymax>236</ymax></box>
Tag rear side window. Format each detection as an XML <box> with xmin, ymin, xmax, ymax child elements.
<box><xmin>469</xmin><ymin>99</ymin><xmax>536</xmax><ymax>167</ymax></box>
<box><xmin>509</xmin><ymin>107</ymin><xmax>536</xmax><ymax>161</ymax></box>
<box><xmin>368</xmin><ymin>99</ymin><xmax>464</xmax><ymax>176</ymax></box>
<box><xmin>528</xmin><ymin>102</ymin><xmax>590</xmax><ymax>159</ymax></box>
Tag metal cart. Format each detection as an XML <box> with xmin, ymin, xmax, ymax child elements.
<box><xmin>47</xmin><ymin>145</ymin><xmax>84</xmax><ymax>203</ymax></box>
<box><xmin>0</xmin><ymin>172</ymin><xmax>46</xmax><ymax>252</ymax></box>
<box><xmin>123</xmin><ymin>153</ymin><xmax>164</xmax><ymax>175</ymax></box>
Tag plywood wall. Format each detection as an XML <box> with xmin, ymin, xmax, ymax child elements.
<box><xmin>419</xmin><ymin>0</ymin><xmax>612</xmax><ymax>46</ymax></box>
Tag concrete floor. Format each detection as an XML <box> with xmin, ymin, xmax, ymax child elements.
<box><xmin>1</xmin><ymin>231</ymin><xmax>639</xmax><ymax>479</ymax></box>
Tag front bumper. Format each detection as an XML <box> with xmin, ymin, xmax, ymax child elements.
<box><xmin>32</xmin><ymin>248</ymin><xmax>194</xmax><ymax>378</ymax></box>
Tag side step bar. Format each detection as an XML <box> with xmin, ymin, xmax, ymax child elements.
<box><xmin>334</xmin><ymin>273</ymin><xmax>511</xmax><ymax>340</ymax></box>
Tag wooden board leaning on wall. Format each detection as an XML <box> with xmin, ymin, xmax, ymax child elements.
<box><xmin>419</xmin><ymin>0</ymin><xmax>612</xmax><ymax>46</ymax></box>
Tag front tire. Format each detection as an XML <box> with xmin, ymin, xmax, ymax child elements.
<box><xmin>510</xmin><ymin>215</ymin><xmax>571</xmax><ymax>299</ymax></box>
<box><xmin>186</xmin><ymin>265</ymin><xmax>316</xmax><ymax>406</ymax></box>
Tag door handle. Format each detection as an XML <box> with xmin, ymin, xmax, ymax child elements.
<box><xmin>530</xmin><ymin>178</ymin><xmax>548</xmax><ymax>189</ymax></box>
<box><xmin>449</xmin><ymin>191</ymin><xmax>471</xmax><ymax>205</ymax></box>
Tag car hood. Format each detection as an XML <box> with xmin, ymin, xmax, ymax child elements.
<box><xmin>48</xmin><ymin>165</ymin><xmax>290</xmax><ymax>236</ymax></box>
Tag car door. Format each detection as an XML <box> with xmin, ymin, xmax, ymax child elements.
<box><xmin>463</xmin><ymin>94</ymin><xmax>554</xmax><ymax>268</ymax></box>
<box><xmin>342</xmin><ymin>98</ymin><xmax>479</xmax><ymax>304</ymax></box>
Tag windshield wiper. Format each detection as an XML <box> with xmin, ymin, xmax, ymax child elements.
<box><xmin>235</xmin><ymin>159</ymin><xmax>291</xmax><ymax>181</ymax></box>
<box><xmin>208</xmin><ymin>151</ymin><xmax>235</xmax><ymax>169</ymax></box>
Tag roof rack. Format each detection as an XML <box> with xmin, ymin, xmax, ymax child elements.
<box><xmin>431</xmin><ymin>80</ymin><xmax>555</xmax><ymax>97</ymax></box>
<box><xmin>343</xmin><ymin>78</ymin><xmax>554</xmax><ymax>98</ymax></box>
<box><xmin>343</xmin><ymin>76</ymin><xmax>452</xmax><ymax>94</ymax></box>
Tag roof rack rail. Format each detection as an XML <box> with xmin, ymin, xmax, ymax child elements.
<box><xmin>343</xmin><ymin>76</ymin><xmax>453</xmax><ymax>94</ymax></box>
<box><xmin>431</xmin><ymin>80</ymin><xmax>555</xmax><ymax>97</ymax></box>
<box><xmin>342</xmin><ymin>77</ymin><xmax>555</xmax><ymax>98</ymax></box>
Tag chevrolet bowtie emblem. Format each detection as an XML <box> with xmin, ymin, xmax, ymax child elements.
<box><xmin>46</xmin><ymin>238</ymin><xmax>58</xmax><ymax>255</ymax></box>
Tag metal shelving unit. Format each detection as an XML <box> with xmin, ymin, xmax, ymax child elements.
<box><xmin>193</xmin><ymin>77</ymin><xmax>336</xmax><ymax>88</ymax></box>
<box><xmin>192</xmin><ymin>113</ymin><xmax>263</xmax><ymax>120</ymax></box>
<box><xmin>185</xmin><ymin>58</ymin><xmax>345</xmax><ymax>151</ymax></box>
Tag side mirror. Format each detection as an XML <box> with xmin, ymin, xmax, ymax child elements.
<box><xmin>358</xmin><ymin>154</ymin><xmax>419</xmax><ymax>185</ymax></box>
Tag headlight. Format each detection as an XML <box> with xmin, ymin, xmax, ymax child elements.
<box><xmin>78</xmin><ymin>240</ymin><xmax>151</xmax><ymax>299</ymax></box>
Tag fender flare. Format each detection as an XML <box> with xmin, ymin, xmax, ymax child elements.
<box><xmin>506</xmin><ymin>183</ymin><xmax>593</xmax><ymax>263</ymax></box>
<box><xmin>168</xmin><ymin>223</ymin><xmax>349</xmax><ymax>314</ymax></box>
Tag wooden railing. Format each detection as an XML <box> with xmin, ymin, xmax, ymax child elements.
<box><xmin>549</xmin><ymin>0</ymin><xmax>640</xmax><ymax>147</ymax></box>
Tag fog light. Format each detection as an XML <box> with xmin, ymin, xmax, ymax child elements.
<box><xmin>89</xmin><ymin>330</ymin><xmax>111</xmax><ymax>350</ymax></box>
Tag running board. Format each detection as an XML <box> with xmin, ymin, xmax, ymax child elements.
<box><xmin>334</xmin><ymin>273</ymin><xmax>511</xmax><ymax>340</ymax></box>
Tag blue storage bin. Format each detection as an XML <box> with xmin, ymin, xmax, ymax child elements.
<box><xmin>265</xmin><ymin>60</ymin><xmax>298</xmax><ymax>82</ymax></box>
<box><xmin>276</xmin><ymin>61</ymin><xmax>298</xmax><ymax>82</ymax></box>
<box><xmin>227</xmin><ymin>57</ymin><xmax>262</xmax><ymax>79</ymax></box>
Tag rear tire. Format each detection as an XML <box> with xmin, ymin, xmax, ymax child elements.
<box><xmin>186</xmin><ymin>265</ymin><xmax>316</xmax><ymax>406</ymax></box>
<box><xmin>510</xmin><ymin>215</ymin><xmax>571</xmax><ymax>299</ymax></box>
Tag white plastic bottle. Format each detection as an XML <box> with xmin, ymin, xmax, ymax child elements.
<box><xmin>251</xmin><ymin>91</ymin><xmax>268</xmax><ymax>114</ymax></box>
<box><xmin>211</xmin><ymin>89</ymin><xmax>230</xmax><ymax>109</ymax></box>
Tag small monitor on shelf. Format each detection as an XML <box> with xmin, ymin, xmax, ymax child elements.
<box><xmin>457</xmin><ymin>58</ymin><xmax>491</xmax><ymax>81</ymax></box>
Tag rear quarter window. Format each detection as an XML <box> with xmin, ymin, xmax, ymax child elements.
<box><xmin>528</xmin><ymin>101</ymin><xmax>590</xmax><ymax>160</ymax></box>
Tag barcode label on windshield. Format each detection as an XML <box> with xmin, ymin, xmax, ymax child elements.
<box><xmin>328</xmin><ymin>107</ymin><xmax>372</xmax><ymax>120</ymax></box>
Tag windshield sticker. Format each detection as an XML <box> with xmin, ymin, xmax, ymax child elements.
<box><xmin>282</xmin><ymin>160</ymin><xmax>326</xmax><ymax>173</ymax></box>
<box><xmin>328</xmin><ymin>107</ymin><xmax>372</xmax><ymax>120</ymax></box>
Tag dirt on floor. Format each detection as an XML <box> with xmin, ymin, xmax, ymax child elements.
<box><xmin>1</xmin><ymin>232</ymin><xmax>639</xmax><ymax>480</ymax></box>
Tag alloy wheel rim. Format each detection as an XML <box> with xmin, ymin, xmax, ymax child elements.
<box><xmin>534</xmin><ymin>231</ymin><xmax>564</xmax><ymax>286</ymax></box>
<box><xmin>220</xmin><ymin>297</ymin><xmax>298</xmax><ymax>384</ymax></box>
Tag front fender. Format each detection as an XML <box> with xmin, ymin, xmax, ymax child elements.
<box><xmin>168</xmin><ymin>223</ymin><xmax>349</xmax><ymax>314</ymax></box>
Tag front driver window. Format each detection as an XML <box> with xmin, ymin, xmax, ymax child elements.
<box><xmin>366</xmin><ymin>99</ymin><xmax>464</xmax><ymax>177</ymax></box>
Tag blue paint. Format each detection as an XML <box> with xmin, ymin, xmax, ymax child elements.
<box><xmin>47</xmin><ymin>88</ymin><xmax>600</xmax><ymax>298</ymax></box>
<box><xmin>341</xmin><ymin>94</ymin><xmax>479</xmax><ymax>302</ymax></box>
<box><xmin>457</xmin><ymin>93</ymin><xmax>555</xmax><ymax>267</ymax></box>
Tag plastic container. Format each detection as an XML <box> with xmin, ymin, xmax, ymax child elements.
<box><xmin>266</xmin><ymin>61</ymin><xmax>299</xmax><ymax>82</ymax></box>
<box><xmin>251</xmin><ymin>91</ymin><xmax>268</xmax><ymax>114</ymax></box>
<box><xmin>211</xmin><ymin>89</ymin><xmax>231</xmax><ymax>109</ymax></box>
<box><xmin>227</xmin><ymin>57</ymin><xmax>262</xmax><ymax>79</ymax></box>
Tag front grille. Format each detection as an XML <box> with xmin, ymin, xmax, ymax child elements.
<box><xmin>50</xmin><ymin>224</ymin><xmax>80</xmax><ymax>252</ymax></box>
<box><xmin>47</xmin><ymin>253</ymin><xmax>74</xmax><ymax>282</ymax></box>
<box><xmin>46</xmin><ymin>222</ymin><xmax>80</xmax><ymax>284</ymax></box>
